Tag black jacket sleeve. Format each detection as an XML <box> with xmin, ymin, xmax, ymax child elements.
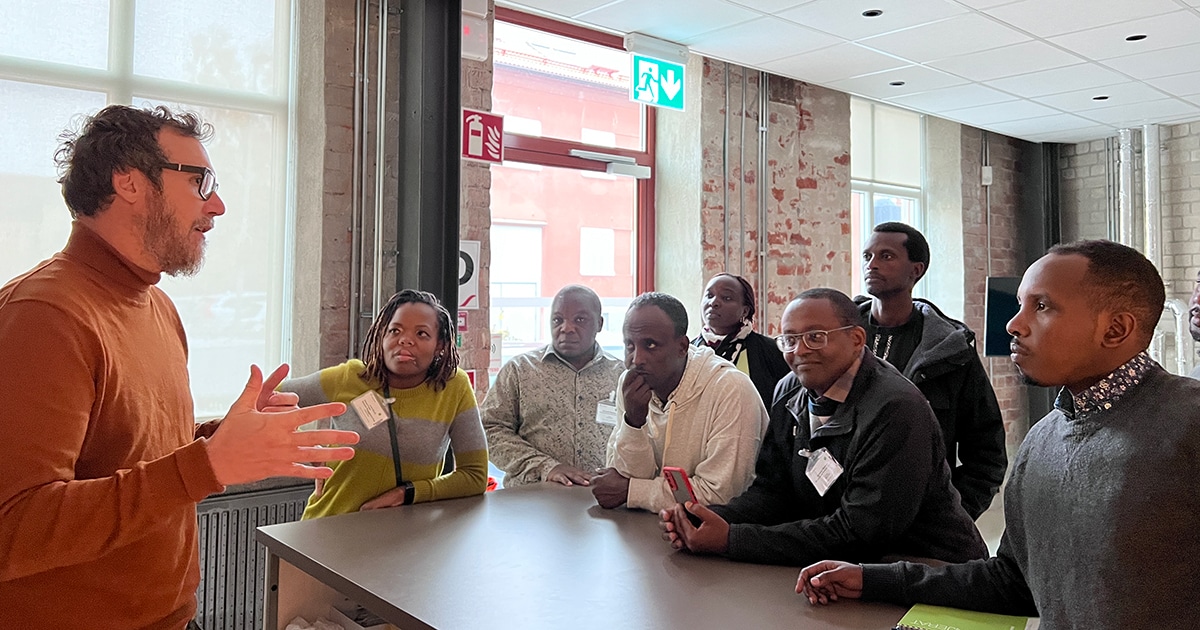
<box><xmin>951</xmin><ymin>351</ymin><xmax>1008</xmax><ymax>520</ymax></box>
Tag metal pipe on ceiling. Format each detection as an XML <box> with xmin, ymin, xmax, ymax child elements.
<box><xmin>1117</xmin><ymin>128</ymin><xmax>1136</xmax><ymax>247</ymax></box>
<box><xmin>756</xmin><ymin>71</ymin><xmax>769</xmax><ymax>334</ymax></box>
<box><xmin>739</xmin><ymin>68</ymin><xmax>747</xmax><ymax>278</ymax></box>
<box><xmin>722</xmin><ymin>62</ymin><xmax>730</xmax><ymax>273</ymax></box>
<box><xmin>1143</xmin><ymin>124</ymin><xmax>1162</xmax><ymax>271</ymax></box>
<box><xmin>348</xmin><ymin>0</ymin><xmax>367</xmax><ymax>358</ymax></box>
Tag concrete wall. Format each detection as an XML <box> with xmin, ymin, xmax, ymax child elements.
<box><xmin>925</xmin><ymin>116</ymin><xmax>965</xmax><ymax>321</ymax></box>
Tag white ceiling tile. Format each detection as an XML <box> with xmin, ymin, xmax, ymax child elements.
<box><xmin>724</xmin><ymin>0</ymin><xmax>814</xmax><ymax>13</ymax></box>
<box><xmin>987</xmin><ymin>63</ymin><xmax>1127</xmax><ymax>98</ymax></box>
<box><xmin>927</xmin><ymin>41</ymin><xmax>1083</xmax><ymax>82</ymax></box>
<box><xmin>497</xmin><ymin>0</ymin><xmax>618</xmax><ymax>18</ymax></box>
<box><xmin>777</xmin><ymin>0</ymin><xmax>966</xmax><ymax>42</ymax></box>
<box><xmin>986</xmin><ymin>113</ymin><xmax>1103</xmax><ymax>137</ymax></box>
<box><xmin>1102</xmin><ymin>43</ymin><xmax>1200</xmax><ymax>80</ymax></box>
<box><xmin>1048</xmin><ymin>11</ymin><xmax>1200</xmax><ymax>61</ymax></box>
<box><xmin>1031</xmin><ymin>81</ymin><xmax>1172</xmax><ymax>112</ymax></box>
<box><xmin>521</xmin><ymin>0</ymin><xmax>1200</xmax><ymax>139</ymax></box>
<box><xmin>885</xmin><ymin>84</ymin><xmax>1017</xmax><ymax>111</ymax></box>
<box><xmin>760</xmin><ymin>43</ymin><xmax>908</xmax><ymax>84</ymax></box>
<box><xmin>577</xmin><ymin>0</ymin><xmax>760</xmax><ymax>42</ymax></box>
<box><xmin>953</xmin><ymin>0</ymin><xmax>1022</xmax><ymax>8</ymax></box>
<box><xmin>827</xmin><ymin>65</ymin><xmax>967</xmax><ymax>99</ymax></box>
<box><xmin>858</xmin><ymin>13</ymin><xmax>1029</xmax><ymax>62</ymax></box>
<box><xmin>685</xmin><ymin>17</ymin><xmax>841</xmax><ymax>64</ymax></box>
<box><xmin>1146</xmin><ymin>71</ymin><xmax>1200</xmax><ymax>97</ymax></box>
<box><xmin>1021</xmin><ymin>126</ymin><xmax>1118</xmax><ymax>144</ymax></box>
<box><xmin>983</xmin><ymin>0</ymin><xmax>1181</xmax><ymax>38</ymax></box>
<box><xmin>942</xmin><ymin>99</ymin><xmax>1063</xmax><ymax>125</ymax></box>
<box><xmin>1084</xmin><ymin>98</ymin><xmax>1200</xmax><ymax>126</ymax></box>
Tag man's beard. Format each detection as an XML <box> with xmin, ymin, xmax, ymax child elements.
<box><xmin>138</xmin><ymin>189</ymin><xmax>206</xmax><ymax>277</ymax></box>
<box><xmin>1015</xmin><ymin>365</ymin><xmax>1046</xmax><ymax>387</ymax></box>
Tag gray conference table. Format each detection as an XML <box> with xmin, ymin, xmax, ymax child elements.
<box><xmin>257</xmin><ymin>483</ymin><xmax>906</xmax><ymax>630</ymax></box>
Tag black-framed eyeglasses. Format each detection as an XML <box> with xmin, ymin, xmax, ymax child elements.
<box><xmin>776</xmin><ymin>325</ymin><xmax>856</xmax><ymax>352</ymax></box>
<box><xmin>160</xmin><ymin>163</ymin><xmax>219</xmax><ymax>200</ymax></box>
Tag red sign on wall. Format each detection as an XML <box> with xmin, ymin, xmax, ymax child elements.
<box><xmin>461</xmin><ymin>108</ymin><xmax>504</xmax><ymax>164</ymax></box>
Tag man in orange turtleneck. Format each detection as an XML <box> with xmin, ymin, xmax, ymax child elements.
<box><xmin>0</xmin><ymin>105</ymin><xmax>358</xmax><ymax>629</ymax></box>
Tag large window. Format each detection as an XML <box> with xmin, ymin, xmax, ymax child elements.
<box><xmin>850</xmin><ymin>98</ymin><xmax>925</xmax><ymax>294</ymax></box>
<box><xmin>0</xmin><ymin>0</ymin><xmax>294</xmax><ymax>418</ymax></box>
<box><xmin>489</xmin><ymin>11</ymin><xmax>655</xmax><ymax>370</ymax></box>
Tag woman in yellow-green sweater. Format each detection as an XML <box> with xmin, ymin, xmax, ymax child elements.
<box><xmin>281</xmin><ymin>289</ymin><xmax>488</xmax><ymax>518</ymax></box>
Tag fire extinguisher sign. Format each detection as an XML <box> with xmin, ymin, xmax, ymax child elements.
<box><xmin>461</xmin><ymin>108</ymin><xmax>504</xmax><ymax>164</ymax></box>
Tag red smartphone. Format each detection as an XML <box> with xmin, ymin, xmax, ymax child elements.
<box><xmin>663</xmin><ymin>466</ymin><xmax>697</xmax><ymax>505</ymax></box>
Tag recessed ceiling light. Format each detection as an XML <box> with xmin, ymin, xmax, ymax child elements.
<box><xmin>1093</xmin><ymin>95</ymin><xmax>1110</xmax><ymax>101</ymax></box>
<box><xmin>862</xmin><ymin>9</ymin><xmax>883</xmax><ymax>17</ymax></box>
<box><xmin>889</xmin><ymin>80</ymin><xmax>906</xmax><ymax>86</ymax></box>
<box><xmin>1126</xmin><ymin>34</ymin><xmax>1147</xmax><ymax>41</ymax></box>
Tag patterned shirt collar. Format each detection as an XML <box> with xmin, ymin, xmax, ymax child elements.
<box><xmin>1054</xmin><ymin>351</ymin><xmax>1156</xmax><ymax>420</ymax></box>
<box><xmin>542</xmin><ymin>343</ymin><xmax>605</xmax><ymax>372</ymax></box>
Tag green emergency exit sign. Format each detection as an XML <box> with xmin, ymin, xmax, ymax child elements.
<box><xmin>630</xmin><ymin>54</ymin><xmax>685</xmax><ymax>111</ymax></box>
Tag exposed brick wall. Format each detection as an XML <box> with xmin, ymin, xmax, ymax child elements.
<box><xmin>458</xmin><ymin>2</ymin><xmax>495</xmax><ymax>400</ymax></box>
<box><xmin>1058</xmin><ymin>138</ymin><xmax>1111</xmax><ymax>243</ymax></box>
<box><xmin>1057</xmin><ymin>121</ymin><xmax>1200</xmax><ymax>375</ymax></box>
<box><xmin>318</xmin><ymin>0</ymin><xmax>494</xmax><ymax>402</ymax></box>
<box><xmin>319</xmin><ymin>0</ymin><xmax>357</xmax><ymax>367</ymax></box>
<box><xmin>698</xmin><ymin>59</ymin><xmax>851</xmax><ymax>336</ymax></box>
<box><xmin>1160</xmin><ymin>121</ymin><xmax>1200</xmax><ymax>307</ymax></box>
<box><xmin>960</xmin><ymin>127</ymin><xmax>1030</xmax><ymax>447</ymax></box>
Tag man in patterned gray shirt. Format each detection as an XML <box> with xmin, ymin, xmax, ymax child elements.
<box><xmin>482</xmin><ymin>285</ymin><xmax>624</xmax><ymax>486</ymax></box>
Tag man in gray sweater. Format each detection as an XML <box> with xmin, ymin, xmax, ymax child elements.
<box><xmin>797</xmin><ymin>240</ymin><xmax>1200</xmax><ymax>629</ymax></box>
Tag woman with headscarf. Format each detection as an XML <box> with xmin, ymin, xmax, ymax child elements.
<box><xmin>692</xmin><ymin>273</ymin><xmax>790</xmax><ymax>407</ymax></box>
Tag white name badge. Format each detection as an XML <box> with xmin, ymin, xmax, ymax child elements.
<box><xmin>595</xmin><ymin>400</ymin><xmax>619</xmax><ymax>426</ymax></box>
<box><xmin>349</xmin><ymin>390</ymin><xmax>392</xmax><ymax>431</ymax></box>
<box><xmin>804</xmin><ymin>447</ymin><xmax>844</xmax><ymax>497</ymax></box>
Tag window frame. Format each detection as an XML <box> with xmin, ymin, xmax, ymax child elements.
<box><xmin>0</xmin><ymin>0</ymin><xmax>296</xmax><ymax>418</ymax></box>
<box><xmin>493</xmin><ymin>7</ymin><xmax>657</xmax><ymax>292</ymax></box>
<box><xmin>850</xmin><ymin>98</ymin><xmax>927</xmax><ymax>295</ymax></box>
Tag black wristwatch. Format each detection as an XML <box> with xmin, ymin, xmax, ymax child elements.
<box><xmin>401</xmin><ymin>481</ymin><xmax>415</xmax><ymax>505</ymax></box>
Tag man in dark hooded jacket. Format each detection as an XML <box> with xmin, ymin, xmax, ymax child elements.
<box><xmin>857</xmin><ymin>222</ymin><xmax>1006</xmax><ymax>520</ymax></box>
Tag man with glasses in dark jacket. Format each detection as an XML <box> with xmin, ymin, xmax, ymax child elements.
<box><xmin>659</xmin><ymin>288</ymin><xmax>986</xmax><ymax>568</ymax></box>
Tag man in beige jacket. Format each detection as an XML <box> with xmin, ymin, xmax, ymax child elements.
<box><xmin>591</xmin><ymin>292</ymin><xmax>769</xmax><ymax>512</ymax></box>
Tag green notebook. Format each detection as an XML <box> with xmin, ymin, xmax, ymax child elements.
<box><xmin>893</xmin><ymin>604</ymin><xmax>1040</xmax><ymax>630</ymax></box>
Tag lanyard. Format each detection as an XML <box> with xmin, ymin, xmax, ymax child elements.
<box><xmin>383</xmin><ymin>384</ymin><xmax>404</xmax><ymax>488</ymax></box>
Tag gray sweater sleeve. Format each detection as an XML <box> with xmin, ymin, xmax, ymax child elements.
<box><xmin>861</xmin><ymin>534</ymin><xmax>1038</xmax><ymax>617</ymax></box>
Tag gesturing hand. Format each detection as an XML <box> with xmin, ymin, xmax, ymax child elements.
<box><xmin>796</xmin><ymin>560</ymin><xmax>863</xmax><ymax>605</ymax></box>
<box><xmin>205</xmin><ymin>365</ymin><xmax>359</xmax><ymax>487</ymax></box>
<box><xmin>621</xmin><ymin>372</ymin><xmax>653</xmax><ymax>428</ymax></box>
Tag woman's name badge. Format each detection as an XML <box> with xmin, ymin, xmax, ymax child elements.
<box><xmin>804</xmin><ymin>447</ymin><xmax>843</xmax><ymax>497</ymax></box>
<box><xmin>350</xmin><ymin>390</ymin><xmax>391</xmax><ymax>430</ymax></box>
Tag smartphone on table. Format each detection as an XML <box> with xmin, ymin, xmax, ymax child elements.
<box><xmin>663</xmin><ymin>466</ymin><xmax>702</xmax><ymax>526</ymax></box>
